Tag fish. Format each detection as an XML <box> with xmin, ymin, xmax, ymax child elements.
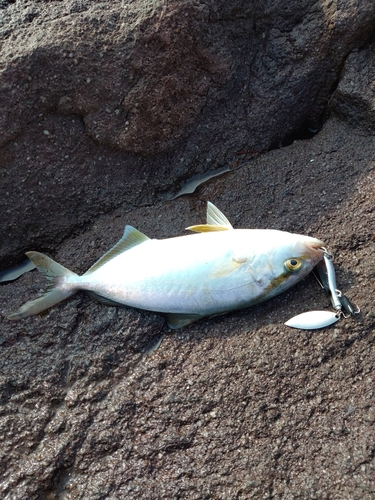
<box><xmin>7</xmin><ymin>202</ymin><xmax>324</xmax><ymax>329</ymax></box>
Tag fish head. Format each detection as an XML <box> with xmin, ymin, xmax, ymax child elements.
<box><xmin>292</xmin><ymin>234</ymin><xmax>325</xmax><ymax>266</ymax></box>
<box><xmin>262</xmin><ymin>233</ymin><xmax>325</xmax><ymax>297</ymax></box>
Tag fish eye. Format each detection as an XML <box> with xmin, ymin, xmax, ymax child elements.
<box><xmin>284</xmin><ymin>258</ymin><xmax>302</xmax><ymax>272</ymax></box>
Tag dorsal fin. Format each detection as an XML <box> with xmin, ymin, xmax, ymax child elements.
<box><xmin>206</xmin><ymin>202</ymin><xmax>233</xmax><ymax>228</ymax></box>
<box><xmin>85</xmin><ymin>225</ymin><xmax>150</xmax><ymax>275</ymax></box>
<box><xmin>186</xmin><ymin>201</ymin><xmax>233</xmax><ymax>233</ymax></box>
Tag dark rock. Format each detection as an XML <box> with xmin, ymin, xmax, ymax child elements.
<box><xmin>1</xmin><ymin>116</ymin><xmax>375</xmax><ymax>498</ymax></box>
<box><xmin>1</xmin><ymin>1</ymin><xmax>375</xmax><ymax>498</ymax></box>
<box><xmin>1</xmin><ymin>0</ymin><xmax>375</xmax><ymax>265</ymax></box>
<box><xmin>330</xmin><ymin>42</ymin><xmax>375</xmax><ymax>130</ymax></box>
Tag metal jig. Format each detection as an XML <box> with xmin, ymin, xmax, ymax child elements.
<box><xmin>285</xmin><ymin>247</ymin><xmax>359</xmax><ymax>330</ymax></box>
<box><xmin>323</xmin><ymin>252</ymin><xmax>342</xmax><ymax>311</ymax></box>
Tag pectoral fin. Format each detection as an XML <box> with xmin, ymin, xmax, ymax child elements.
<box><xmin>210</xmin><ymin>254</ymin><xmax>248</xmax><ymax>279</ymax></box>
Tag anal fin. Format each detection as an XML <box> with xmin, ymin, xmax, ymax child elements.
<box><xmin>165</xmin><ymin>313</ymin><xmax>203</xmax><ymax>329</ymax></box>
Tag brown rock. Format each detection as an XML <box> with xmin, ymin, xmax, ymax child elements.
<box><xmin>1</xmin><ymin>116</ymin><xmax>375</xmax><ymax>498</ymax></box>
<box><xmin>330</xmin><ymin>42</ymin><xmax>375</xmax><ymax>130</ymax></box>
<box><xmin>1</xmin><ymin>0</ymin><xmax>375</xmax><ymax>265</ymax></box>
<box><xmin>1</xmin><ymin>1</ymin><xmax>375</xmax><ymax>498</ymax></box>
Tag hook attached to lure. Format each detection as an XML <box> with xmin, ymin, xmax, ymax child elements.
<box><xmin>337</xmin><ymin>291</ymin><xmax>360</xmax><ymax>317</ymax></box>
<box><xmin>285</xmin><ymin>248</ymin><xmax>359</xmax><ymax>330</ymax></box>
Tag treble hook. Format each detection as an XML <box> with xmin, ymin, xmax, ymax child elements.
<box><xmin>337</xmin><ymin>290</ymin><xmax>361</xmax><ymax>317</ymax></box>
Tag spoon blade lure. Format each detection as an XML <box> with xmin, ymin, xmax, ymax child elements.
<box><xmin>285</xmin><ymin>310</ymin><xmax>340</xmax><ymax>330</ymax></box>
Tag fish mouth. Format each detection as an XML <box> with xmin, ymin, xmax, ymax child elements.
<box><xmin>305</xmin><ymin>237</ymin><xmax>325</xmax><ymax>257</ymax></box>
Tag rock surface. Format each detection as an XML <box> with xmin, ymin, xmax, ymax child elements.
<box><xmin>330</xmin><ymin>41</ymin><xmax>375</xmax><ymax>131</ymax></box>
<box><xmin>2</xmin><ymin>115</ymin><xmax>375</xmax><ymax>498</ymax></box>
<box><xmin>1</xmin><ymin>0</ymin><xmax>375</xmax><ymax>266</ymax></box>
<box><xmin>1</xmin><ymin>1</ymin><xmax>375</xmax><ymax>499</ymax></box>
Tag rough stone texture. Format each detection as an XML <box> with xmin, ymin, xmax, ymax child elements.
<box><xmin>330</xmin><ymin>42</ymin><xmax>375</xmax><ymax>131</ymax></box>
<box><xmin>1</xmin><ymin>0</ymin><xmax>375</xmax><ymax>266</ymax></box>
<box><xmin>1</xmin><ymin>113</ymin><xmax>375</xmax><ymax>498</ymax></box>
<box><xmin>1</xmin><ymin>1</ymin><xmax>375</xmax><ymax>499</ymax></box>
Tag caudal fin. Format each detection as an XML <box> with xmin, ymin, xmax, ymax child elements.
<box><xmin>8</xmin><ymin>251</ymin><xmax>78</xmax><ymax>320</ymax></box>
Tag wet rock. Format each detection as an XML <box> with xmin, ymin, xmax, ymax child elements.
<box><xmin>1</xmin><ymin>0</ymin><xmax>375</xmax><ymax>265</ymax></box>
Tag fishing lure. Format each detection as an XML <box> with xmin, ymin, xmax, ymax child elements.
<box><xmin>285</xmin><ymin>249</ymin><xmax>359</xmax><ymax>330</ymax></box>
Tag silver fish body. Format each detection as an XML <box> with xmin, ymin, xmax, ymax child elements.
<box><xmin>8</xmin><ymin>203</ymin><xmax>324</xmax><ymax>328</ymax></box>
